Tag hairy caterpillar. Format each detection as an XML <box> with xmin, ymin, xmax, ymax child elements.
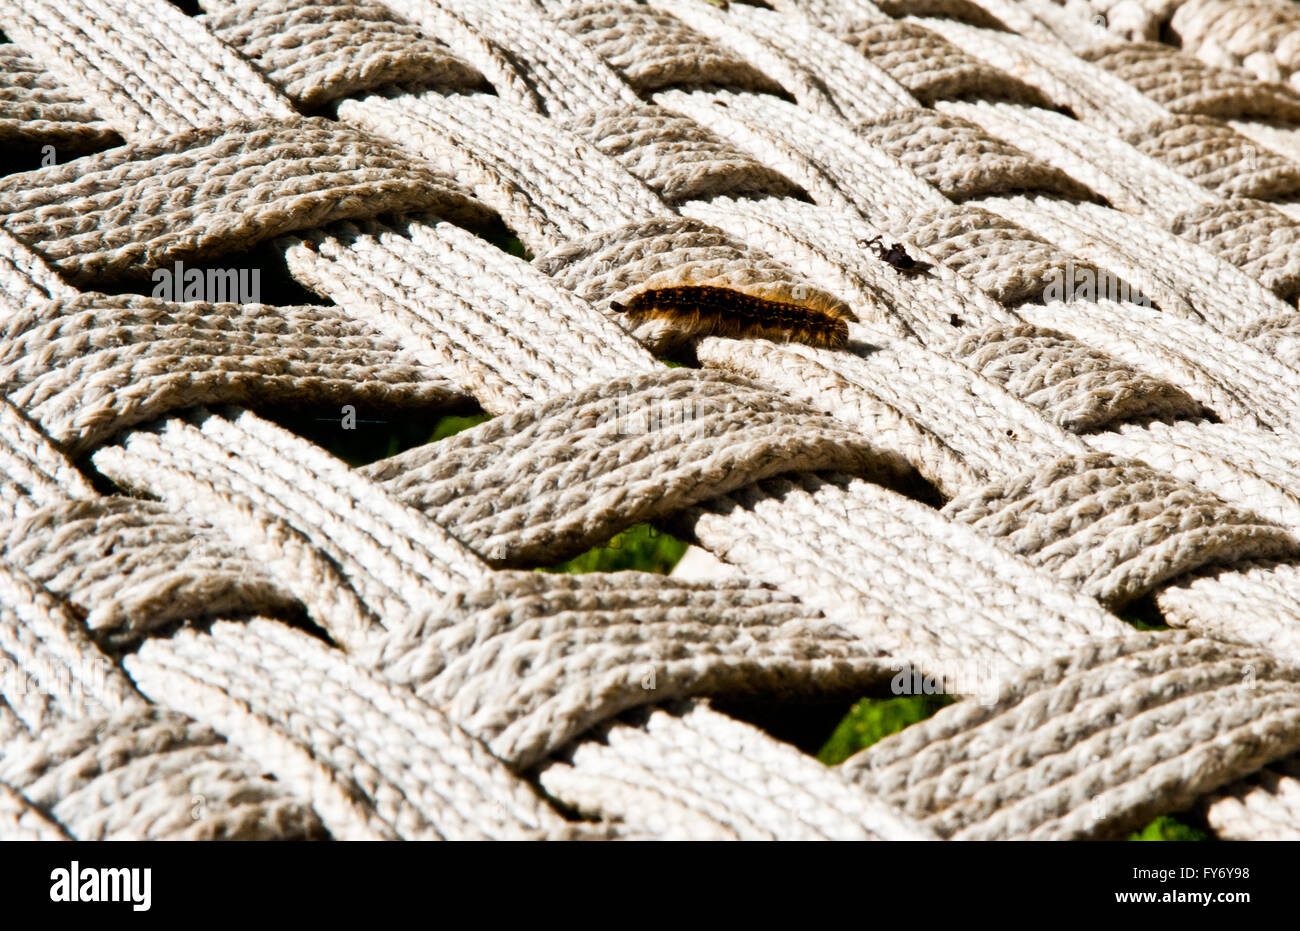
<box><xmin>609</xmin><ymin>286</ymin><xmax>850</xmax><ymax>349</ymax></box>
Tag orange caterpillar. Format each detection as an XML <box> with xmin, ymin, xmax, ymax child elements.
<box><xmin>609</xmin><ymin>286</ymin><xmax>849</xmax><ymax>349</ymax></box>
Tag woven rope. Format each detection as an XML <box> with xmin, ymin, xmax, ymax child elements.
<box><xmin>0</xmin><ymin>44</ymin><xmax>120</xmax><ymax>154</ymax></box>
<box><xmin>0</xmin><ymin>292</ymin><xmax>467</xmax><ymax>454</ymax></box>
<box><xmin>840</xmin><ymin>632</ymin><xmax>1300</xmax><ymax>839</ymax></box>
<box><xmin>5</xmin><ymin>0</ymin><xmax>1300</xmax><ymax>840</ymax></box>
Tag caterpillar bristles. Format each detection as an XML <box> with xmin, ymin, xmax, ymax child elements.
<box><xmin>609</xmin><ymin>286</ymin><xmax>849</xmax><ymax>349</ymax></box>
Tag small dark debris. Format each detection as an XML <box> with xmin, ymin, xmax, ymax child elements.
<box><xmin>859</xmin><ymin>236</ymin><xmax>932</xmax><ymax>275</ymax></box>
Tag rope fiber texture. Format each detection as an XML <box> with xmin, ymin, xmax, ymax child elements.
<box><xmin>5</xmin><ymin>0</ymin><xmax>1300</xmax><ymax>841</ymax></box>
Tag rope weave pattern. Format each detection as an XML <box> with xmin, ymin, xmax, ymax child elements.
<box><xmin>4</xmin><ymin>0</ymin><xmax>1300</xmax><ymax>840</ymax></box>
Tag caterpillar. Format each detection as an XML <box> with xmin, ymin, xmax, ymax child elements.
<box><xmin>609</xmin><ymin>286</ymin><xmax>850</xmax><ymax>349</ymax></box>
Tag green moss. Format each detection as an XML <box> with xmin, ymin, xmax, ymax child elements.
<box><xmin>542</xmin><ymin>523</ymin><xmax>688</xmax><ymax>575</ymax></box>
<box><xmin>478</xmin><ymin>220</ymin><xmax>531</xmax><ymax>260</ymax></box>
<box><xmin>1128</xmin><ymin>815</ymin><xmax>1209</xmax><ymax>842</ymax></box>
<box><xmin>428</xmin><ymin>412</ymin><xmax>492</xmax><ymax>443</ymax></box>
<box><xmin>818</xmin><ymin>694</ymin><xmax>954</xmax><ymax>766</ymax></box>
<box><xmin>499</xmin><ymin>235</ymin><xmax>529</xmax><ymax>261</ymax></box>
<box><xmin>1118</xmin><ymin>595</ymin><xmax>1169</xmax><ymax>631</ymax></box>
<box><xmin>1122</xmin><ymin>616</ymin><xmax>1168</xmax><ymax>631</ymax></box>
